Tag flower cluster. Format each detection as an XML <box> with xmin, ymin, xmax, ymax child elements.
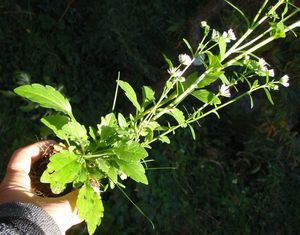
<box><xmin>219</xmin><ymin>84</ymin><xmax>231</xmax><ymax>97</ymax></box>
<box><xmin>222</xmin><ymin>29</ymin><xmax>236</xmax><ymax>43</ymax></box>
<box><xmin>280</xmin><ymin>75</ymin><xmax>289</xmax><ymax>87</ymax></box>
<box><xmin>178</xmin><ymin>54</ymin><xmax>192</xmax><ymax>65</ymax></box>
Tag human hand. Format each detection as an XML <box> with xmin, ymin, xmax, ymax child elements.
<box><xmin>0</xmin><ymin>141</ymin><xmax>82</xmax><ymax>234</ymax></box>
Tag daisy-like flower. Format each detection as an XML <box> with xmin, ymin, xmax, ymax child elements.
<box><xmin>219</xmin><ymin>84</ymin><xmax>231</xmax><ymax>97</ymax></box>
<box><xmin>178</xmin><ymin>53</ymin><xmax>192</xmax><ymax>65</ymax></box>
<box><xmin>222</xmin><ymin>29</ymin><xmax>236</xmax><ymax>43</ymax></box>
<box><xmin>167</xmin><ymin>67</ymin><xmax>182</xmax><ymax>77</ymax></box>
<box><xmin>258</xmin><ymin>58</ymin><xmax>268</xmax><ymax>72</ymax></box>
<box><xmin>280</xmin><ymin>75</ymin><xmax>289</xmax><ymax>87</ymax></box>
<box><xmin>268</xmin><ymin>69</ymin><xmax>275</xmax><ymax>77</ymax></box>
<box><xmin>201</xmin><ymin>21</ymin><xmax>208</xmax><ymax>27</ymax></box>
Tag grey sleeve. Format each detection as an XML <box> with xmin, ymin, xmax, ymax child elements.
<box><xmin>0</xmin><ymin>202</ymin><xmax>61</xmax><ymax>235</ymax></box>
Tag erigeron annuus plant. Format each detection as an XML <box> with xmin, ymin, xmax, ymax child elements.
<box><xmin>13</xmin><ymin>1</ymin><xmax>299</xmax><ymax>234</ymax></box>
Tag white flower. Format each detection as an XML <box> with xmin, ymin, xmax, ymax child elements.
<box><xmin>228</xmin><ymin>29</ymin><xmax>236</xmax><ymax>41</ymax></box>
<box><xmin>211</xmin><ymin>29</ymin><xmax>220</xmax><ymax>42</ymax></box>
<box><xmin>268</xmin><ymin>69</ymin><xmax>275</xmax><ymax>77</ymax></box>
<box><xmin>222</xmin><ymin>29</ymin><xmax>236</xmax><ymax>43</ymax></box>
<box><xmin>120</xmin><ymin>173</ymin><xmax>127</xmax><ymax>180</ymax></box>
<box><xmin>219</xmin><ymin>84</ymin><xmax>231</xmax><ymax>97</ymax></box>
<box><xmin>273</xmin><ymin>85</ymin><xmax>279</xmax><ymax>90</ymax></box>
<box><xmin>280</xmin><ymin>75</ymin><xmax>289</xmax><ymax>87</ymax></box>
<box><xmin>178</xmin><ymin>53</ymin><xmax>192</xmax><ymax>65</ymax></box>
<box><xmin>258</xmin><ymin>58</ymin><xmax>268</xmax><ymax>72</ymax></box>
<box><xmin>201</xmin><ymin>21</ymin><xmax>208</xmax><ymax>27</ymax></box>
<box><xmin>167</xmin><ymin>67</ymin><xmax>182</xmax><ymax>77</ymax></box>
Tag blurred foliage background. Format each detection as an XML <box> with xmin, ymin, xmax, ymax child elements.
<box><xmin>1</xmin><ymin>0</ymin><xmax>300</xmax><ymax>234</ymax></box>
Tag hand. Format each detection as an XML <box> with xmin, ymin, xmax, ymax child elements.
<box><xmin>0</xmin><ymin>141</ymin><xmax>82</xmax><ymax>234</ymax></box>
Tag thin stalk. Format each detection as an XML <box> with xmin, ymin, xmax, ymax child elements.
<box><xmin>222</xmin><ymin>0</ymin><xmax>285</xmax><ymax>61</ymax></box>
<box><xmin>252</xmin><ymin>0</ymin><xmax>269</xmax><ymax>25</ymax></box>
<box><xmin>145</xmin><ymin>85</ymin><xmax>268</xmax><ymax>146</ymax></box>
<box><xmin>235</xmin><ymin>28</ymin><xmax>272</xmax><ymax>52</ymax></box>
<box><xmin>112</xmin><ymin>71</ymin><xmax>121</xmax><ymax>111</ymax></box>
<box><xmin>226</xmin><ymin>20</ymin><xmax>300</xmax><ymax>67</ymax></box>
<box><xmin>83</xmin><ymin>152</ymin><xmax>114</xmax><ymax>159</ymax></box>
<box><xmin>136</xmin><ymin>60</ymin><xmax>194</xmax><ymax>139</ymax></box>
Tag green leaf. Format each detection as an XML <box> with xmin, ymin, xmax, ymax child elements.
<box><xmin>113</xmin><ymin>142</ymin><xmax>148</xmax><ymax>162</ymax></box>
<box><xmin>224</xmin><ymin>0</ymin><xmax>250</xmax><ymax>27</ymax></box>
<box><xmin>118</xmin><ymin>113</ymin><xmax>128</xmax><ymax>129</ymax></box>
<box><xmin>166</xmin><ymin>108</ymin><xmax>185</xmax><ymax>125</ymax></box>
<box><xmin>192</xmin><ymin>89</ymin><xmax>221</xmax><ymax>105</ymax></box>
<box><xmin>158</xmin><ymin>135</ymin><xmax>171</xmax><ymax>144</ymax></box>
<box><xmin>183</xmin><ymin>72</ymin><xmax>198</xmax><ymax>90</ymax></box>
<box><xmin>142</xmin><ymin>86</ymin><xmax>155</xmax><ymax>108</ymax></box>
<box><xmin>218</xmin><ymin>35</ymin><xmax>227</xmax><ymax>59</ymax></box>
<box><xmin>263</xmin><ymin>88</ymin><xmax>274</xmax><ymax>105</ymax></box>
<box><xmin>100</xmin><ymin>113</ymin><xmax>118</xmax><ymax>127</ymax></box>
<box><xmin>198</xmin><ymin>70</ymin><xmax>224</xmax><ymax>89</ymax></box>
<box><xmin>14</xmin><ymin>84</ymin><xmax>73</xmax><ymax>116</ymax></box>
<box><xmin>89</xmin><ymin>126</ymin><xmax>97</xmax><ymax>140</ymax></box>
<box><xmin>188</xmin><ymin>124</ymin><xmax>196</xmax><ymax>140</ymax></box>
<box><xmin>40</xmin><ymin>150</ymin><xmax>83</xmax><ymax>194</ymax></box>
<box><xmin>270</xmin><ymin>21</ymin><xmax>286</xmax><ymax>39</ymax></box>
<box><xmin>41</xmin><ymin>115</ymin><xmax>88</xmax><ymax>144</ymax></box>
<box><xmin>207</xmin><ymin>51</ymin><xmax>222</xmax><ymax>69</ymax></box>
<box><xmin>40</xmin><ymin>115</ymin><xmax>69</xmax><ymax>140</ymax></box>
<box><xmin>96</xmin><ymin>159</ymin><xmax>111</xmax><ymax>173</ymax></box>
<box><xmin>183</xmin><ymin>38</ymin><xmax>193</xmax><ymax>54</ymax></box>
<box><xmin>77</xmin><ymin>182</ymin><xmax>104</xmax><ymax>235</ymax></box>
<box><xmin>118</xmin><ymin>80</ymin><xmax>141</xmax><ymax>111</ymax></box>
<box><xmin>116</xmin><ymin>160</ymin><xmax>148</xmax><ymax>184</ymax></box>
<box><xmin>62</xmin><ymin>120</ymin><xmax>88</xmax><ymax>143</ymax></box>
<box><xmin>107</xmin><ymin>166</ymin><xmax>118</xmax><ymax>188</ymax></box>
<box><xmin>219</xmin><ymin>73</ymin><xmax>230</xmax><ymax>85</ymax></box>
<box><xmin>97</xmin><ymin>113</ymin><xmax>119</xmax><ymax>144</ymax></box>
<box><xmin>145</xmin><ymin>121</ymin><xmax>160</xmax><ymax>131</ymax></box>
<box><xmin>163</xmin><ymin>54</ymin><xmax>173</xmax><ymax>68</ymax></box>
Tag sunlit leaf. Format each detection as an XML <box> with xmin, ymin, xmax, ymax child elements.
<box><xmin>115</xmin><ymin>160</ymin><xmax>148</xmax><ymax>184</ymax></box>
<box><xmin>118</xmin><ymin>80</ymin><xmax>141</xmax><ymax>111</ymax></box>
<box><xmin>166</xmin><ymin>108</ymin><xmax>186</xmax><ymax>126</ymax></box>
<box><xmin>77</xmin><ymin>183</ymin><xmax>104</xmax><ymax>234</ymax></box>
<box><xmin>40</xmin><ymin>115</ymin><xmax>69</xmax><ymax>140</ymax></box>
<box><xmin>14</xmin><ymin>84</ymin><xmax>73</xmax><ymax>116</ymax></box>
<box><xmin>158</xmin><ymin>135</ymin><xmax>171</xmax><ymax>144</ymax></box>
<box><xmin>113</xmin><ymin>141</ymin><xmax>148</xmax><ymax>162</ymax></box>
<box><xmin>142</xmin><ymin>86</ymin><xmax>155</xmax><ymax>108</ymax></box>
<box><xmin>192</xmin><ymin>89</ymin><xmax>221</xmax><ymax>105</ymax></box>
<box><xmin>40</xmin><ymin>151</ymin><xmax>83</xmax><ymax>194</ymax></box>
<box><xmin>198</xmin><ymin>70</ymin><xmax>224</xmax><ymax>88</ymax></box>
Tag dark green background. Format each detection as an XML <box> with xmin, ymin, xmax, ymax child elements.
<box><xmin>1</xmin><ymin>1</ymin><xmax>300</xmax><ymax>234</ymax></box>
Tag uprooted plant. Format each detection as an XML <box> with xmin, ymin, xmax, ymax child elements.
<box><xmin>13</xmin><ymin>0</ymin><xmax>299</xmax><ymax>234</ymax></box>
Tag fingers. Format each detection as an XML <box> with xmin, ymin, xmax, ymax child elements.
<box><xmin>7</xmin><ymin>140</ymin><xmax>56</xmax><ymax>175</ymax></box>
<box><xmin>60</xmin><ymin>190</ymin><xmax>79</xmax><ymax>211</ymax></box>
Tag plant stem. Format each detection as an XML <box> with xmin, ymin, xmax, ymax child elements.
<box><xmin>145</xmin><ymin>84</ymin><xmax>268</xmax><ymax>146</ymax></box>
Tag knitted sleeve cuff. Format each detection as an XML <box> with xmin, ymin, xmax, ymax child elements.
<box><xmin>0</xmin><ymin>202</ymin><xmax>61</xmax><ymax>235</ymax></box>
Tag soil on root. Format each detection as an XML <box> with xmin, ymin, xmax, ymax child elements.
<box><xmin>29</xmin><ymin>144</ymin><xmax>72</xmax><ymax>197</ymax></box>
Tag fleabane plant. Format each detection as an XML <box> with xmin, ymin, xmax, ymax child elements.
<box><xmin>13</xmin><ymin>1</ymin><xmax>299</xmax><ymax>234</ymax></box>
